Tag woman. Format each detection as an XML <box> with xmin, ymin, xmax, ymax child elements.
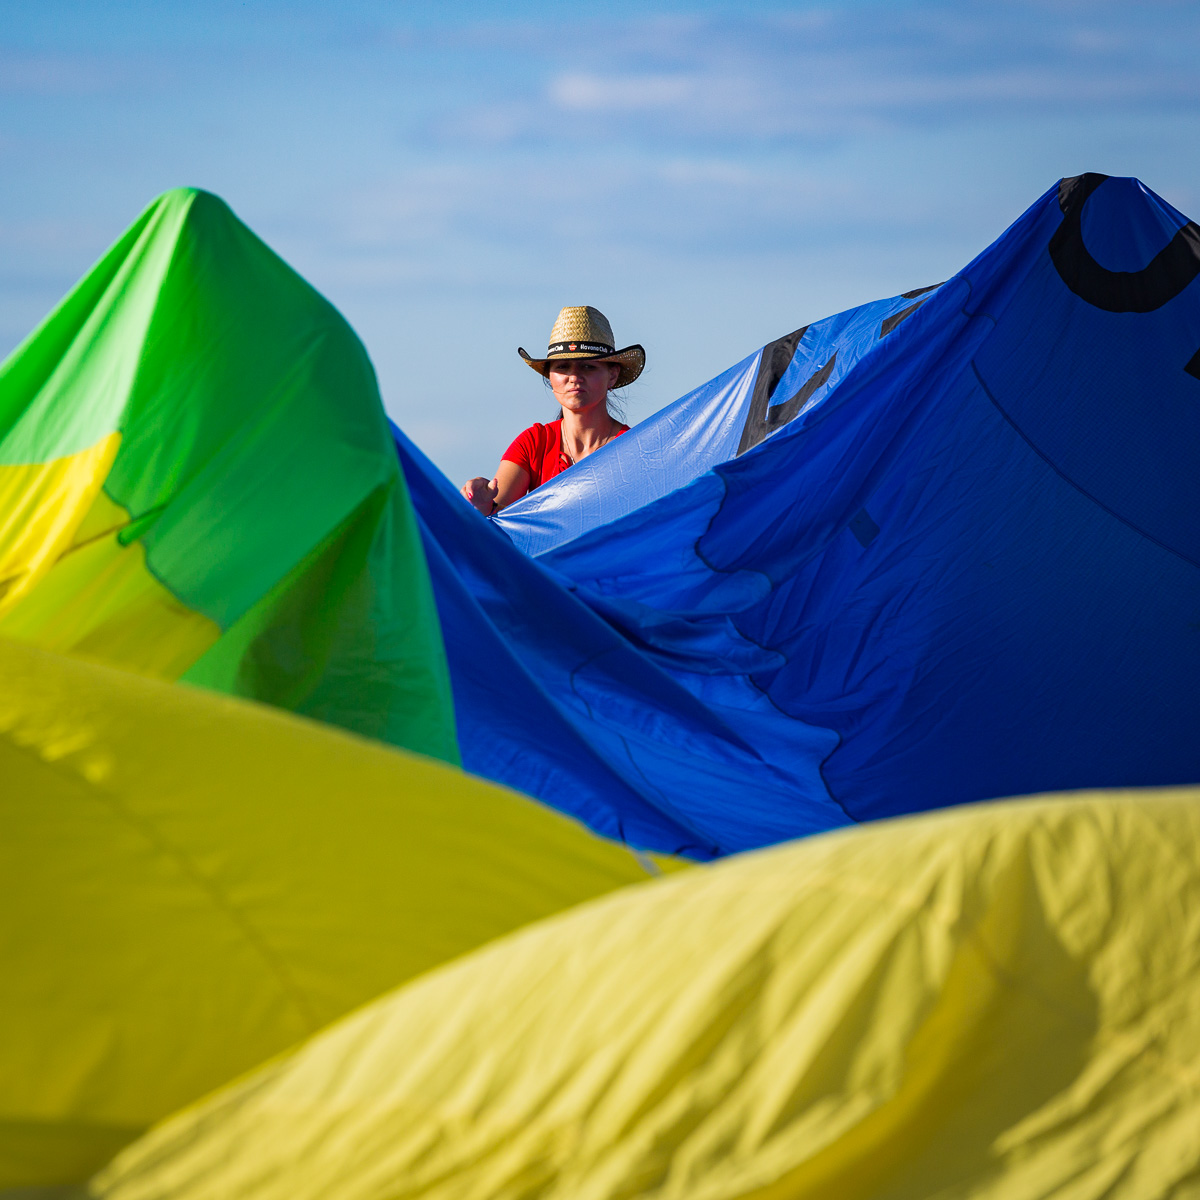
<box><xmin>461</xmin><ymin>306</ymin><xmax>644</xmax><ymax>515</ymax></box>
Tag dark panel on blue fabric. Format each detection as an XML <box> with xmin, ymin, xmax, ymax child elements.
<box><xmin>848</xmin><ymin>509</ymin><xmax>879</xmax><ymax>548</ymax></box>
<box><xmin>736</xmin><ymin>326</ymin><xmax>808</xmax><ymax>455</ymax></box>
<box><xmin>1051</xmin><ymin>173</ymin><xmax>1200</xmax><ymax>312</ymax></box>
<box><xmin>901</xmin><ymin>282</ymin><xmax>944</xmax><ymax>299</ymax></box>
<box><xmin>763</xmin><ymin>354</ymin><xmax>838</xmax><ymax>435</ymax></box>
<box><xmin>879</xmin><ymin>300</ymin><xmax>927</xmax><ymax>338</ymax></box>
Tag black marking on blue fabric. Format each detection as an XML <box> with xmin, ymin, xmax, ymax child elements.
<box><xmin>737</xmin><ymin>325</ymin><xmax>808</xmax><ymax>455</ymax></box>
<box><xmin>849</xmin><ymin>509</ymin><xmax>880</xmax><ymax>548</ymax></box>
<box><xmin>1186</xmin><ymin>346</ymin><xmax>1200</xmax><ymax>382</ymax></box>
<box><xmin>763</xmin><ymin>352</ymin><xmax>838</xmax><ymax>435</ymax></box>
<box><xmin>879</xmin><ymin>300</ymin><xmax>927</xmax><ymax>338</ymax></box>
<box><xmin>901</xmin><ymin>282</ymin><xmax>944</xmax><ymax>299</ymax></box>
<box><xmin>1050</xmin><ymin>173</ymin><xmax>1200</xmax><ymax>314</ymax></box>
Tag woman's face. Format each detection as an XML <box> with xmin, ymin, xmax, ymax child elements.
<box><xmin>548</xmin><ymin>359</ymin><xmax>620</xmax><ymax>414</ymax></box>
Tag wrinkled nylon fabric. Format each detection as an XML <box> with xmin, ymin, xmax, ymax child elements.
<box><xmin>0</xmin><ymin>636</ymin><xmax>653</xmax><ymax>1189</ymax></box>
<box><xmin>95</xmin><ymin>789</ymin><xmax>1200</xmax><ymax>1200</ymax></box>
<box><xmin>495</xmin><ymin>288</ymin><xmax>938</xmax><ymax>557</ymax></box>
<box><xmin>407</xmin><ymin>174</ymin><xmax>1200</xmax><ymax>853</ymax></box>
<box><xmin>395</xmin><ymin>426</ymin><xmax>845</xmax><ymax>859</ymax></box>
<box><xmin>0</xmin><ymin>435</ymin><xmax>120</xmax><ymax>614</ymax></box>
<box><xmin>0</xmin><ymin>188</ymin><xmax>457</xmax><ymax>763</ymax></box>
<box><xmin>0</xmin><ymin>465</ymin><xmax>219</xmax><ymax>678</ymax></box>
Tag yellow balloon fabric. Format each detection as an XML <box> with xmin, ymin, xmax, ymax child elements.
<box><xmin>96</xmin><ymin>788</ymin><xmax>1200</xmax><ymax>1200</ymax></box>
<box><xmin>0</xmin><ymin>435</ymin><xmax>121</xmax><ymax>616</ymax></box>
<box><xmin>0</xmin><ymin>637</ymin><xmax>655</xmax><ymax>1189</ymax></box>
<box><xmin>0</xmin><ymin>466</ymin><xmax>220</xmax><ymax>678</ymax></box>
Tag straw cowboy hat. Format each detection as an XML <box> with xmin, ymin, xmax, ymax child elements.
<box><xmin>518</xmin><ymin>306</ymin><xmax>645</xmax><ymax>388</ymax></box>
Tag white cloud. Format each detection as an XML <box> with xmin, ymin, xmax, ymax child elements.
<box><xmin>420</xmin><ymin>3</ymin><xmax>1200</xmax><ymax>152</ymax></box>
<box><xmin>549</xmin><ymin>73</ymin><xmax>696</xmax><ymax>113</ymax></box>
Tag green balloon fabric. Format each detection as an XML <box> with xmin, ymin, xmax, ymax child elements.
<box><xmin>0</xmin><ymin>187</ymin><xmax>457</xmax><ymax>764</ymax></box>
<box><xmin>0</xmin><ymin>636</ymin><xmax>657</xmax><ymax>1189</ymax></box>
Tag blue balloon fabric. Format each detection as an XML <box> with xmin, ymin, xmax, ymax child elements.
<box><xmin>493</xmin><ymin>285</ymin><xmax>940</xmax><ymax>557</ymax></box>
<box><xmin>396</xmin><ymin>174</ymin><xmax>1200</xmax><ymax>858</ymax></box>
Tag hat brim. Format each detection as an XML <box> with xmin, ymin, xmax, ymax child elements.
<box><xmin>518</xmin><ymin>344</ymin><xmax>644</xmax><ymax>389</ymax></box>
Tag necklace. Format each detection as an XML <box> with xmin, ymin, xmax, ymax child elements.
<box><xmin>560</xmin><ymin>422</ymin><xmax>618</xmax><ymax>466</ymax></box>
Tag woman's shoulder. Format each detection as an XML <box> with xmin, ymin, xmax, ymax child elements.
<box><xmin>516</xmin><ymin>418</ymin><xmax>561</xmax><ymax>442</ymax></box>
<box><xmin>503</xmin><ymin>418</ymin><xmax>561</xmax><ymax>463</ymax></box>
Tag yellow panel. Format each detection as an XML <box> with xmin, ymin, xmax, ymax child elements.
<box><xmin>0</xmin><ymin>434</ymin><xmax>120</xmax><ymax>616</ymax></box>
<box><xmin>94</xmin><ymin>789</ymin><xmax>1200</xmax><ymax>1200</ymax></box>
<box><xmin>0</xmin><ymin>487</ymin><xmax>218</xmax><ymax>678</ymax></box>
<box><xmin>0</xmin><ymin>637</ymin><xmax>657</xmax><ymax>1189</ymax></box>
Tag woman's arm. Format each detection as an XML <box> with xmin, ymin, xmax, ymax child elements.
<box><xmin>460</xmin><ymin>460</ymin><xmax>530</xmax><ymax>514</ymax></box>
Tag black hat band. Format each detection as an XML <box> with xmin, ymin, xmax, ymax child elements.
<box><xmin>546</xmin><ymin>341</ymin><xmax>614</xmax><ymax>356</ymax></box>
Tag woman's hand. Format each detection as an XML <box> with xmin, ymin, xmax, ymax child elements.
<box><xmin>461</xmin><ymin>476</ymin><xmax>498</xmax><ymax>514</ymax></box>
<box><xmin>461</xmin><ymin>463</ymin><xmax>531</xmax><ymax>515</ymax></box>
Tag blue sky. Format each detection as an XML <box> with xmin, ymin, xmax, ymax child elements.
<box><xmin>3</xmin><ymin>0</ymin><xmax>1198</xmax><ymax>483</ymax></box>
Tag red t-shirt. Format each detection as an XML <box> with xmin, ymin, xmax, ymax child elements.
<box><xmin>502</xmin><ymin>418</ymin><xmax>629</xmax><ymax>491</ymax></box>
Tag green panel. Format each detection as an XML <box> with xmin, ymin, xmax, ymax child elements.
<box><xmin>102</xmin><ymin>191</ymin><xmax>396</xmax><ymax>626</ymax></box>
<box><xmin>0</xmin><ymin>199</ymin><xmax>184</xmax><ymax>464</ymax></box>
<box><xmin>0</xmin><ymin>189</ymin><xmax>457</xmax><ymax>762</ymax></box>
<box><xmin>185</xmin><ymin>485</ymin><xmax>458</xmax><ymax>761</ymax></box>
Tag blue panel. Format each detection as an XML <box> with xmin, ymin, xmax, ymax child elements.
<box><xmin>398</xmin><ymin>174</ymin><xmax>1200</xmax><ymax>858</ymax></box>
<box><xmin>496</xmin><ymin>287</ymin><xmax>950</xmax><ymax>558</ymax></box>
<box><xmin>395</xmin><ymin>426</ymin><xmax>845</xmax><ymax>858</ymax></box>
